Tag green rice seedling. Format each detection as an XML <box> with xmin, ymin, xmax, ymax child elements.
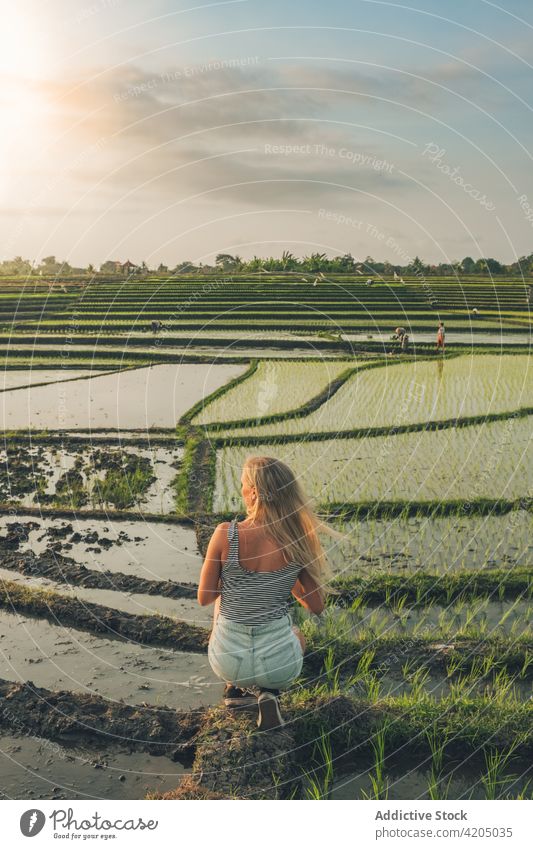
<box><xmin>462</xmin><ymin>603</ymin><xmax>479</xmax><ymax>632</ymax></box>
<box><xmin>365</xmin><ymin>673</ymin><xmax>382</xmax><ymax>702</ymax></box>
<box><xmin>357</xmin><ymin>649</ymin><xmax>376</xmax><ymax>677</ymax></box>
<box><xmin>412</xmin><ymin>609</ymin><xmax>431</xmax><ymax>635</ymax></box>
<box><xmin>476</xmin><ymin>619</ymin><xmax>489</xmax><ymax>638</ymax></box>
<box><xmin>391</xmin><ymin>594</ymin><xmax>410</xmax><ymax>626</ymax></box>
<box><xmin>426</xmin><ymin>725</ymin><xmax>450</xmax><ymax>800</ymax></box>
<box><xmin>408</xmin><ymin>666</ymin><xmax>431</xmax><ymax>700</ymax></box>
<box><xmin>448</xmin><ymin>672</ymin><xmax>476</xmax><ymax>700</ymax></box>
<box><xmin>445</xmin><ymin>655</ymin><xmax>464</xmax><ymax>679</ymax></box>
<box><xmin>349</xmin><ymin>595</ymin><xmax>364</xmax><ymax>614</ymax></box>
<box><xmin>445</xmin><ymin>584</ymin><xmax>456</xmax><ymax>606</ymax></box>
<box><xmin>519</xmin><ymin>651</ymin><xmax>532</xmax><ymax>679</ymax></box>
<box><xmin>481</xmin><ymin>746</ymin><xmax>518</xmax><ymax>800</ymax></box>
<box><xmin>509</xmin><ymin>779</ymin><xmax>532</xmax><ymax>800</ymax></box>
<box><xmin>367</xmin><ymin>609</ymin><xmax>387</xmax><ymax>638</ymax></box>
<box><xmin>323</xmin><ymin>648</ymin><xmax>341</xmax><ymax>694</ymax></box>
<box><xmin>363</xmin><ymin>772</ymin><xmax>390</xmax><ymax>801</ymax></box>
<box><xmin>401</xmin><ymin>657</ymin><xmax>419</xmax><ymax>680</ymax></box>
<box><xmin>344</xmin><ymin>671</ymin><xmax>365</xmax><ymax>694</ymax></box>
<box><xmin>303</xmin><ymin>730</ymin><xmax>334</xmax><ymax>800</ymax></box>
<box><xmin>427</xmin><ymin>771</ymin><xmax>453</xmax><ymax>801</ymax></box>
<box><xmin>415</xmin><ymin>583</ymin><xmax>425</xmax><ymax>606</ymax></box>
<box><xmin>463</xmin><ymin>658</ymin><xmax>487</xmax><ymax>689</ymax></box>
<box><xmin>487</xmin><ymin>669</ymin><xmax>520</xmax><ymax>705</ymax></box>
<box><xmin>497</xmin><ymin>597</ymin><xmax>522</xmax><ymax>629</ymax></box>
<box><xmin>470</xmin><ymin>655</ymin><xmax>492</xmax><ymax>679</ymax></box>
<box><xmin>437</xmin><ymin>607</ymin><xmax>455</xmax><ymax>632</ymax></box>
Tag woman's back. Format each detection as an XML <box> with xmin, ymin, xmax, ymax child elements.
<box><xmin>219</xmin><ymin>519</ymin><xmax>302</xmax><ymax>625</ymax></box>
<box><xmin>228</xmin><ymin>520</ymin><xmax>294</xmax><ymax>572</ymax></box>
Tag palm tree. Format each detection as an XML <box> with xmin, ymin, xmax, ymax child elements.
<box><xmin>302</xmin><ymin>252</ymin><xmax>327</xmax><ymax>272</ymax></box>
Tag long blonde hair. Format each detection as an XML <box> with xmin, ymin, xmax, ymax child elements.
<box><xmin>242</xmin><ymin>455</ymin><xmax>338</xmax><ymax>601</ymax></box>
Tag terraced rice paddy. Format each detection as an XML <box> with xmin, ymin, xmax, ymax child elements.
<box><xmin>1</xmin><ymin>363</ymin><xmax>246</xmax><ymax>430</ymax></box>
<box><xmin>214</xmin><ymin>416</ymin><xmax>532</xmax><ymax>509</ymax></box>
<box><xmin>191</xmin><ymin>359</ymin><xmax>352</xmax><ymax>424</ymax></box>
<box><xmin>0</xmin><ymin>369</ymin><xmax>110</xmax><ymax>391</ymax></box>
<box><xmin>324</xmin><ymin>511</ymin><xmax>533</xmax><ymax>574</ymax></box>
<box><xmin>0</xmin><ymin>443</ymin><xmax>183</xmax><ymax>512</ymax></box>
<box><xmin>0</xmin><ymin>275</ymin><xmax>531</xmax><ymax>800</ymax></box>
<box><xmin>209</xmin><ymin>354</ymin><xmax>532</xmax><ymax>437</ymax></box>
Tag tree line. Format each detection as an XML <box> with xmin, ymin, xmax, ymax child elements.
<box><xmin>1</xmin><ymin>250</ymin><xmax>533</xmax><ymax>277</ymax></box>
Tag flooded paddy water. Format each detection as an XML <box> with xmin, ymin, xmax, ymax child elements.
<box><xmin>0</xmin><ymin>608</ymin><xmax>218</xmax><ymax>711</ymax></box>
<box><xmin>0</xmin><ymin>444</ymin><xmax>183</xmax><ymax>513</ymax></box>
<box><xmin>0</xmin><ymin>514</ymin><xmax>202</xmax><ymax>583</ymax></box>
<box><xmin>0</xmin><ymin>362</ymin><xmax>247</xmax><ymax>430</ymax></box>
<box><xmin>0</xmin><ymin>369</ymin><xmax>109</xmax><ymax>391</ymax></box>
<box><xmin>330</xmin><ymin>763</ymin><xmax>531</xmax><ymax>801</ymax></box>
<box><xmin>327</xmin><ymin>597</ymin><xmax>532</xmax><ymax>638</ymax></box>
<box><xmin>0</xmin><ymin>735</ymin><xmax>184</xmax><ymax>801</ymax></box>
<box><xmin>324</xmin><ymin>511</ymin><xmax>533</xmax><ymax>574</ymax></box>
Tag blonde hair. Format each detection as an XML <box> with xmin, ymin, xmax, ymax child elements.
<box><xmin>242</xmin><ymin>455</ymin><xmax>338</xmax><ymax>601</ymax></box>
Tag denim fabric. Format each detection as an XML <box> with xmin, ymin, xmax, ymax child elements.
<box><xmin>208</xmin><ymin>612</ymin><xmax>304</xmax><ymax>690</ymax></box>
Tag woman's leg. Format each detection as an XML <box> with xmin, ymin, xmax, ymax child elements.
<box><xmin>292</xmin><ymin>625</ymin><xmax>306</xmax><ymax>654</ymax></box>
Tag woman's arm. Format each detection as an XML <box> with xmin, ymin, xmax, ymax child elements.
<box><xmin>197</xmin><ymin>523</ymin><xmax>227</xmax><ymax>606</ymax></box>
<box><xmin>291</xmin><ymin>568</ymin><xmax>325</xmax><ymax>615</ymax></box>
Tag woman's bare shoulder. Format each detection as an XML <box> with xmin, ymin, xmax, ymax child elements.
<box><xmin>212</xmin><ymin>521</ymin><xmax>231</xmax><ymax>536</ymax></box>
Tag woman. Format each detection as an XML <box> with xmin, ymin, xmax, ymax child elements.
<box><xmin>198</xmin><ymin>455</ymin><xmax>335</xmax><ymax>731</ymax></box>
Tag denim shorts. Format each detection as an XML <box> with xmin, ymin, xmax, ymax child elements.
<box><xmin>208</xmin><ymin>612</ymin><xmax>304</xmax><ymax>691</ymax></box>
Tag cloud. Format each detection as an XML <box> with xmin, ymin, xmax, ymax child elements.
<box><xmin>4</xmin><ymin>53</ymin><xmax>510</xmax><ymax>223</ymax></box>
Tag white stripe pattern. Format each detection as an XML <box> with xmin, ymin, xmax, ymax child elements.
<box><xmin>219</xmin><ymin>518</ymin><xmax>302</xmax><ymax>626</ymax></box>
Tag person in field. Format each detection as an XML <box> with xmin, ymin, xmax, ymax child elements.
<box><xmin>393</xmin><ymin>326</ymin><xmax>407</xmax><ymax>351</ymax></box>
<box><xmin>436</xmin><ymin>321</ymin><xmax>446</xmax><ymax>351</ymax></box>
<box><xmin>198</xmin><ymin>456</ymin><xmax>334</xmax><ymax>731</ymax></box>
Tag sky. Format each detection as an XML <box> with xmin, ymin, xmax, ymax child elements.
<box><xmin>2</xmin><ymin>0</ymin><xmax>533</xmax><ymax>267</ymax></box>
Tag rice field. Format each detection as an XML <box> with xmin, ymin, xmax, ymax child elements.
<box><xmin>323</xmin><ymin>510</ymin><xmax>533</xmax><ymax>574</ymax></box>
<box><xmin>0</xmin><ymin>442</ymin><xmax>183</xmax><ymax>512</ymax></box>
<box><xmin>210</xmin><ymin>354</ymin><xmax>533</xmax><ymax>437</ymax></box>
<box><xmin>192</xmin><ymin>359</ymin><xmax>352</xmax><ymax>424</ymax></box>
<box><xmin>213</xmin><ymin>415</ymin><xmax>533</xmax><ymax>509</ymax></box>
<box><xmin>0</xmin><ymin>362</ymin><xmax>246</xmax><ymax>430</ymax></box>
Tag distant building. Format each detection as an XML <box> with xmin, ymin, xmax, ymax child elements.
<box><xmin>118</xmin><ymin>259</ymin><xmax>139</xmax><ymax>275</ymax></box>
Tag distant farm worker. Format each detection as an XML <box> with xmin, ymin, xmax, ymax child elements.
<box><xmin>151</xmin><ymin>320</ymin><xmax>161</xmax><ymax>333</ymax></box>
<box><xmin>393</xmin><ymin>326</ymin><xmax>407</xmax><ymax>345</ymax></box>
<box><xmin>366</xmin><ymin>277</ymin><xmax>374</xmax><ymax>286</ymax></box>
<box><xmin>401</xmin><ymin>332</ymin><xmax>410</xmax><ymax>353</ymax></box>
<box><xmin>198</xmin><ymin>456</ymin><xmax>336</xmax><ymax>731</ymax></box>
<box><xmin>472</xmin><ymin>308</ymin><xmax>479</xmax><ymax>318</ymax></box>
<box><xmin>436</xmin><ymin>321</ymin><xmax>446</xmax><ymax>351</ymax></box>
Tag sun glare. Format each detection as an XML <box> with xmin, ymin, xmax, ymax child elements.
<box><xmin>0</xmin><ymin>6</ymin><xmax>46</xmax><ymax>78</ymax></box>
<box><xmin>0</xmin><ymin>7</ymin><xmax>53</xmax><ymax>199</ymax></box>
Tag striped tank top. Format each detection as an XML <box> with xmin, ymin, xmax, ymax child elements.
<box><xmin>219</xmin><ymin>518</ymin><xmax>302</xmax><ymax>626</ymax></box>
